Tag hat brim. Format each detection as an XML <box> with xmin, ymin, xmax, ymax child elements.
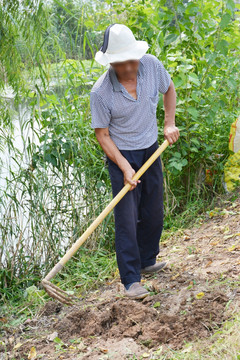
<box><xmin>94</xmin><ymin>40</ymin><xmax>149</xmax><ymax>66</ymax></box>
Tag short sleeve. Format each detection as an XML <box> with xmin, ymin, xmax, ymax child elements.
<box><xmin>90</xmin><ymin>91</ymin><xmax>111</xmax><ymax>128</ymax></box>
<box><xmin>153</xmin><ymin>56</ymin><xmax>171</xmax><ymax>94</ymax></box>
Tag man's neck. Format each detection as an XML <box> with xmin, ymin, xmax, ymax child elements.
<box><xmin>114</xmin><ymin>69</ymin><xmax>138</xmax><ymax>83</ymax></box>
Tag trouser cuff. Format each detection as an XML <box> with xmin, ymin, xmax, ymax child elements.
<box><xmin>121</xmin><ymin>274</ymin><xmax>141</xmax><ymax>287</ymax></box>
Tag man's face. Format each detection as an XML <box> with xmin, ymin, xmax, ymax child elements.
<box><xmin>110</xmin><ymin>59</ymin><xmax>139</xmax><ymax>80</ymax></box>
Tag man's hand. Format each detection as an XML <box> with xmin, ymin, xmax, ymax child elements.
<box><xmin>123</xmin><ymin>165</ymin><xmax>141</xmax><ymax>191</ymax></box>
<box><xmin>164</xmin><ymin>125</ymin><xmax>180</xmax><ymax>145</ymax></box>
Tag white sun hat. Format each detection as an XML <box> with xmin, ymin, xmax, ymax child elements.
<box><xmin>94</xmin><ymin>23</ymin><xmax>150</xmax><ymax>66</ymax></box>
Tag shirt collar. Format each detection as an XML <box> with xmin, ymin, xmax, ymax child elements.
<box><xmin>109</xmin><ymin>59</ymin><xmax>144</xmax><ymax>92</ymax></box>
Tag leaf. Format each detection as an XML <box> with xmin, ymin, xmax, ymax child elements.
<box><xmin>53</xmin><ymin>337</ymin><xmax>64</xmax><ymax>344</ymax></box>
<box><xmin>210</xmin><ymin>241</ymin><xmax>219</xmax><ymax>246</ymax></box>
<box><xmin>205</xmin><ymin>260</ymin><xmax>213</xmax><ymax>268</ymax></box>
<box><xmin>47</xmin><ymin>331</ymin><xmax>58</xmax><ymax>341</ymax></box>
<box><xmin>181</xmin><ymin>158</ymin><xmax>188</xmax><ymax>166</ymax></box>
<box><xmin>173</xmin><ymin>76</ymin><xmax>184</xmax><ymax>88</ymax></box>
<box><xmin>227</xmin><ymin>78</ymin><xmax>237</xmax><ymax>90</ymax></box>
<box><xmin>196</xmin><ymin>292</ymin><xmax>205</xmax><ymax>299</ymax></box>
<box><xmin>190</xmin><ymin>147</ymin><xmax>199</xmax><ymax>153</ymax></box>
<box><xmin>226</xmin><ymin>0</ymin><xmax>235</xmax><ymax>12</ymax></box>
<box><xmin>228</xmin><ymin>245</ymin><xmax>236</xmax><ymax>252</ymax></box>
<box><xmin>187</xmin><ymin>107</ymin><xmax>199</xmax><ymax>119</ymax></box>
<box><xmin>171</xmin><ymin>161</ymin><xmax>182</xmax><ymax>171</ymax></box>
<box><xmin>171</xmin><ymin>273</ymin><xmax>180</xmax><ymax>280</ymax></box>
<box><xmin>153</xmin><ymin>301</ymin><xmax>161</xmax><ymax>308</ymax></box>
<box><xmin>188</xmin><ymin>73</ymin><xmax>200</xmax><ymax>86</ymax></box>
<box><xmin>13</xmin><ymin>342</ymin><xmax>22</xmax><ymax>350</ymax></box>
<box><xmin>28</xmin><ymin>346</ymin><xmax>37</xmax><ymax>359</ymax></box>
<box><xmin>223</xmin><ymin>226</ymin><xmax>230</xmax><ymax>234</ymax></box>
<box><xmin>191</xmin><ymin>92</ymin><xmax>199</xmax><ymax>102</ymax></box>
<box><xmin>191</xmin><ymin>138</ymin><xmax>200</xmax><ymax>147</ymax></box>
<box><xmin>165</xmin><ymin>33</ymin><xmax>178</xmax><ymax>46</ymax></box>
<box><xmin>68</xmin><ymin>345</ymin><xmax>77</xmax><ymax>350</ymax></box>
<box><xmin>219</xmin><ymin>13</ymin><xmax>231</xmax><ymax>29</ymax></box>
<box><xmin>216</xmin><ymin>40</ymin><xmax>229</xmax><ymax>55</ymax></box>
<box><xmin>173</xmin><ymin>151</ymin><xmax>181</xmax><ymax>159</ymax></box>
<box><xmin>84</xmin><ymin>19</ymin><xmax>95</xmax><ymax>28</ymax></box>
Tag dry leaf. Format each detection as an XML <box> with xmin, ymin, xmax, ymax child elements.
<box><xmin>149</xmin><ymin>280</ymin><xmax>161</xmax><ymax>292</ymax></box>
<box><xmin>196</xmin><ymin>292</ymin><xmax>205</xmax><ymax>299</ymax></box>
<box><xmin>47</xmin><ymin>331</ymin><xmax>58</xmax><ymax>341</ymax></box>
<box><xmin>28</xmin><ymin>346</ymin><xmax>37</xmax><ymax>359</ymax></box>
<box><xmin>13</xmin><ymin>342</ymin><xmax>22</xmax><ymax>350</ymax></box>
<box><xmin>142</xmin><ymin>353</ymin><xmax>150</xmax><ymax>358</ymax></box>
<box><xmin>210</xmin><ymin>241</ymin><xmax>219</xmax><ymax>246</ymax></box>
<box><xmin>224</xmin><ymin>234</ymin><xmax>235</xmax><ymax>240</ymax></box>
<box><xmin>68</xmin><ymin>345</ymin><xmax>77</xmax><ymax>350</ymax></box>
<box><xmin>77</xmin><ymin>343</ymin><xmax>85</xmax><ymax>350</ymax></box>
<box><xmin>228</xmin><ymin>245</ymin><xmax>236</xmax><ymax>252</ymax></box>
<box><xmin>205</xmin><ymin>260</ymin><xmax>212</xmax><ymax>268</ymax></box>
<box><xmin>9</xmin><ymin>337</ymin><xmax>15</xmax><ymax>345</ymax></box>
<box><xmin>171</xmin><ymin>273</ymin><xmax>180</xmax><ymax>280</ymax></box>
<box><xmin>223</xmin><ymin>226</ymin><xmax>230</xmax><ymax>234</ymax></box>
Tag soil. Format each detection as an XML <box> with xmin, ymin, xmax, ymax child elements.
<box><xmin>1</xmin><ymin>196</ymin><xmax>240</xmax><ymax>359</ymax></box>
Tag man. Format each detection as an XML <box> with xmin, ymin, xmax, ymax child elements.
<box><xmin>90</xmin><ymin>24</ymin><xmax>179</xmax><ymax>299</ymax></box>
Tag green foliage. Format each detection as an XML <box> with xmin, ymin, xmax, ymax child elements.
<box><xmin>0</xmin><ymin>0</ymin><xmax>50</xmax><ymax>94</ymax></box>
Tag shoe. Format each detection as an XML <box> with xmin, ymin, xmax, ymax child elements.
<box><xmin>124</xmin><ymin>282</ymin><xmax>149</xmax><ymax>299</ymax></box>
<box><xmin>141</xmin><ymin>261</ymin><xmax>168</xmax><ymax>274</ymax></box>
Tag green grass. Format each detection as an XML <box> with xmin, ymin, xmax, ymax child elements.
<box><xmin>0</xmin><ymin>247</ymin><xmax>117</xmax><ymax>326</ymax></box>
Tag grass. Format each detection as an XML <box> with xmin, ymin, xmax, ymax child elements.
<box><xmin>0</xmin><ymin>247</ymin><xmax>117</xmax><ymax>325</ymax></box>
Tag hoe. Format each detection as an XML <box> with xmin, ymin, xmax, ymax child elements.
<box><xmin>41</xmin><ymin>139</ymin><xmax>169</xmax><ymax>305</ymax></box>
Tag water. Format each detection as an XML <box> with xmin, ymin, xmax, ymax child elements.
<box><xmin>0</xmin><ymin>88</ymin><xmax>37</xmax><ymax>190</ymax></box>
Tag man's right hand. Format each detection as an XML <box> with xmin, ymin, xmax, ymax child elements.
<box><xmin>123</xmin><ymin>166</ymin><xmax>141</xmax><ymax>191</ymax></box>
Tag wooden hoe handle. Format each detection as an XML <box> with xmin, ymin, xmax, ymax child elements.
<box><xmin>43</xmin><ymin>139</ymin><xmax>169</xmax><ymax>281</ymax></box>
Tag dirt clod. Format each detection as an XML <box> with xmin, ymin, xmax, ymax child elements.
<box><xmin>39</xmin><ymin>300</ymin><xmax>63</xmax><ymax>316</ymax></box>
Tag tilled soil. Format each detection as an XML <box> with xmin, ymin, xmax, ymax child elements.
<box><xmin>55</xmin><ymin>284</ymin><xmax>229</xmax><ymax>349</ymax></box>
<box><xmin>1</xmin><ymin>196</ymin><xmax>240</xmax><ymax>359</ymax></box>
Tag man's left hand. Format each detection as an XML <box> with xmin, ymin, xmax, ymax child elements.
<box><xmin>164</xmin><ymin>125</ymin><xmax>180</xmax><ymax>145</ymax></box>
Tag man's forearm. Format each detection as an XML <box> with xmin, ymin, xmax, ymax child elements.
<box><xmin>95</xmin><ymin>128</ymin><xmax>131</xmax><ymax>172</ymax></box>
<box><xmin>95</xmin><ymin>127</ymin><xmax>140</xmax><ymax>190</ymax></box>
<box><xmin>163</xmin><ymin>80</ymin><xmax>179</xmax><ymax>145</ymax></box>
<box><xmin>163</xmin><ymin>80</ymin><xmax>176</xmax><ymax>127</ymax></box>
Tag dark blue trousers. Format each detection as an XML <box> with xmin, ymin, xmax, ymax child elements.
<box><xmin>106</xmin><ymin>140</ymin><xmax>164</xmax><ymax>286</ymax></box>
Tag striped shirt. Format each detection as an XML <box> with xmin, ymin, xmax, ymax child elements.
<box><xmin>90</xmin><ymin>54</ymin><xmax>171</xmax><ymax>150</ymax></box>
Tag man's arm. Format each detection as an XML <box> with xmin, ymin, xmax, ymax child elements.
<box><xmin>163</xmin><ymin>80</ymin><xmax>179</xmax><ymax>145</ymax></box>
<box><xmin>95</xmin><ymin>127</ymin><xmax>140</xmax><ymax>191</ymax></box>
